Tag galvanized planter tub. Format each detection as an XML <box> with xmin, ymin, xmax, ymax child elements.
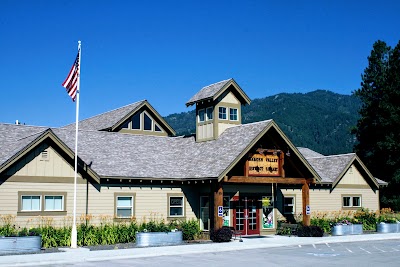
<box><xmin>377</xmin><ymin>223</ymin><xmax>400</xmax><ymax>233</ymax></box>
<box><xmin>331</xmin><ymin>224</ymin><xmax>363</xmax><ymax>236</ymax></box>
<box><xmin>0</xmin><ymin>236</ymin><xmax>42</xmax><ymax>253</ymax></box>
<box><xmin>136</xmin><ymin>231</ymin><xmax>183</xmax><ymax>247</ymax></box>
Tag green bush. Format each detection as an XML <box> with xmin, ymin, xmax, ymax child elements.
<box><xmin>179</xmin><ymin>219</ymin><xmax>201</xmax><ymax>240</ymax></box>
<box><xmin>354</xmin><ymin>208</ymin><xmax>377</xmax><ymax>231</ymax></box>
<box><xmin>310</xmin><ymin>218</ymin><xmax>331</xmax><ymax>233</ymax></box>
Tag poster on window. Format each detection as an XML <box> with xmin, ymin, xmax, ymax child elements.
<box><xmin>262</xmin><ymin>196</ymin><xmax>274</xmax><ymax>229</ymax></box>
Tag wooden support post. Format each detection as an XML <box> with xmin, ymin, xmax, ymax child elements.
<box><xmin>302</xmin><ymin>182</ymin><xmax>310</xmax><ymax>226</ymax></box>
<box><xmin>214</xmin><ymin>182</ymin><xmax>223</xmax><ymax>230</ymax></box>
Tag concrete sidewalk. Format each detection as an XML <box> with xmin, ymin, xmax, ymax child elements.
<box><xmin>1</xmin><ymin>233</ymin><xmax>400</xmax><ymax>267</ymax></box>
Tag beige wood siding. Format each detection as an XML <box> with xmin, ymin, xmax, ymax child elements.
<box><xmin>0</xmin><ymin>179</ymin><xmax>198</xmax><ymax>227</ymax></box>
<box><xmin>6</xmin><ymin>144</ymin><xmax>78</xmax><ymax>177</ymax></box>
<box><xmin>339</xmin><ymin>165</ymin><xmax>368</xmax><ymax>185</ymax></box>
<box><xmin>198</xmin><ymin>123</ymin><xmax>213</xmax><ymax>140</ymax></box>
<box><xmin>280</xmin><ymin>186</ymin><xmax>379</xmax><ymax>214</ymax></box>
<box><xmin>221</xmin><ymin>92</ymin><xmax>240</xmax><ymax>104</ymax></box>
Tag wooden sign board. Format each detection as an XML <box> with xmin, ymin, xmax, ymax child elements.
<box><xmin>245</xmin><ymin>149</ymin><xmax>284</xmax><ymax>177</ymax></box>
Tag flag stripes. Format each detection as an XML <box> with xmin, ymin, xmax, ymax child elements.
<box><xmin>62</xmin><ymin>52</ymin><xmax>80</xmax><ymax>101</ymax></box>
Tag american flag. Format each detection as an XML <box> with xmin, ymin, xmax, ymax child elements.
<box><xmin>62</xmin><ymin>52</ymin><xmax>80</xmax><ymax>101</ymax></box>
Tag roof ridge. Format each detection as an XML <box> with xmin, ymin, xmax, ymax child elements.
<box><xmin>201</xmin><ymin>78</ymin><xmax>232</xmax><ymax>89</ymax></box>
<box><xmin>307</xmin><ymin>152</ymin><xmax>356</xmax><ymax>159</ymax></box>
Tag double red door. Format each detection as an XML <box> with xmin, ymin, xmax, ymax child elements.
<box><xmin>232</xmin><ymin>196</ymin><xmax>260</xmax><ymax>235</ymax></box>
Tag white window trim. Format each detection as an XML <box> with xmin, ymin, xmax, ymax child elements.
<box><xmin>229</xmin><ymin>108</ymin><xmax>238</xmax><ymax>121</ymax></box>
<box><xmin>206</xmin><ymin>107</ymin><xmax>213</xmax><ymax>121</ymax></box>
<box><xmin>219</xmin><ymin>106</ymin><xmax>227</xmax><ymax>120</ymax></box>
<box><xmin>116</xmin><ymin>196</ymin><xmax>134</xmax><ymax>218</ymax></box>
<box><xmin>169</xmin><ymin>195</ymin><xmax>185</xmax><ymax>217</ymax></box>
<box><xmin>283</xmin><ymin>196</ymin><xmax>295</xmax><ymax>214</ymax></box>
<box><xmin>44</xmin><ymin>195</ymin><xmax>64</xmax><ymax>211</ymax></box>
<box><xmin>198</xmin><ymin>109</ymin><xmax>205</xmax><ymax>122</ymax></box>
<box><xmin>342</xmin><ymin>196</ymin><xmax>362</xmax><ymax>208</ymax></box>
<box><xmin>21</xmin><ymin>195</ymin><xmax>42</xmax><ymax>212</ymax></box>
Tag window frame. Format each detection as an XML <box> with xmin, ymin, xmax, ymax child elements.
<box><xmin>21</xmin><ymin>195</ymin><xmax>42</xmax><ymax>212</ymax></box>
<box><xmin>18</xmin><ymin>191</ymin><xmax>67</xmax><ymax>216</ymax></box>
<box><xmin>218</xmin><ymin>107</ymin><xmax>227</xmax><ymax>120</ymax></box>
<box><xmin>206</xmin><ymin>107</ymin><xmax>213</xmax><ymax>121</ymax></box>
<box><xmin>168</xmin><ymin>194</ymin><xmax>185</xmax><ymax>218</ymax></box>
<box><xmin>283</xmin><ymin>196</ymin><xmax>295</xmax><ymax>215</ymax></box>
<box><xmin>114</xmin><ymin>193</ymin><xmax>135</xmax><ymax>219</ymax></box>
<box><xmin>44</xmin><ymin>195</ymin><xmax>64</xmax><ymax>211</ymax></box>
<box><xmin>198</xmin><ymin>109</ymin><xmax>205</xmax><ymax>122</ymax></box>
<box><xmin>229</xmin><ymin>108</ymin><xmax>238</xmax><ymax>121</ymax></box>
<box><xmin>342</xmin><ymin>195</ymin><xmax>362</xmax><ymax>209</ymax></box>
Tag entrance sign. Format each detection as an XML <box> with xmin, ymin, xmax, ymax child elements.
<box><xmin>218</xmin><ymin>206</ymin><xmax>223</xmax><ymax>217</ymax></box>
<box><xmin>246</xmin><ymin>148</ymin><xmax>284</xmax><ymax>177</ymax></box>
<box><xmin>306</xmin><ymin>205</ymin><xmax>311</xmax><ymax>215</ymax></box>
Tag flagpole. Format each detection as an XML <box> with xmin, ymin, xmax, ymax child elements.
<box><xmin>71</xmin><ymin>40</ymin><xmax>81</xmax><ymax>249</ymax></box>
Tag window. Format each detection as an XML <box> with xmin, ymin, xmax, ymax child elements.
<box><xmin>116</xmin><ymin>196</ymin><xmax>134</xmax><ymax>218</ymax></box>
<box><xmin>143</xmin><ymin>113</ymin><xmax>152</xmax><ymax>131</ymax></box>
<box><xmin>45</xmin><ymin>196</ymin><xmax>63</xmax><ymax>211</ymax></box>
<box><xmin>21</xmin><ymin>196</ymin><xmax>41</xmax><ymax>211</ymax></box>
<box><xmin>206</xmin><ymin>107</ymin><xmax>213</xmax><ymax>121</ymax></box>
<box><xmin>223</xmin><ymin>196</ymin><xmax>230</xmax><ymax>227</ymax></box>
<box><xmin>229</xmin><ymin>108</ymin><xmax>238</xmax><ymax>121</ymax></box>
<box><xmin>200</xmin><ymin>196</ymin><xmax>210</xmax><ymax>231</ymax></box>
<box><xmin>155</xmin><ymin>124</ymin><xmax>162</xmax><ymax>132</ymax></box>
<box><xmin>18</xmin><ymin>192</ymin><xmax>67</xmax><ymax>215</ymax></box>
<box><xmin>219</xmin><ymin>107</ymin><xmax>227</xmax><ymax>120</ymax></box>
<box><xmin>343</xmin><ymin>196</ymin><xmax>361</xmax><ymax>208</ymax></box>
<box><xmin>169</xmin><ymin>195</ymin><xmax>184</xmax><ymax>217</ymax></box>
<box><xmin>132</xmin><ymin>113</ymin><xmax>141</xmax><ymax>129</ymax></box>
<box><xmin>198</xmin><ymin>109</ymin><xmax>205</xmax><ymax>122</ymax></box>
<box><xmin>283</xmin><ymin>196</ymin><xmax>295</xmax><ymax>214</ymax></box>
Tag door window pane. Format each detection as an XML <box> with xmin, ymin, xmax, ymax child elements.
<box><xmin>206</xmin><ymin>107</ymin><xmax>213</xmax><ymax>120</ymax></box>
<box><xmin>200</xmin><ymin>196</ymin><xmax>209</xmax><ymax>230</ymax></box>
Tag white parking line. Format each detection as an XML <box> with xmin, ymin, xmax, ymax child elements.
<box><xmin>346</xmin><ymin>248</ymin><xmax>353</xmax><ymax>253</ymax></box>
<box><xmin>298</xmin><ymin>245</ymin><xmax>302</xmax><ymax>248</ymax></box>
<box><xmin>359</xmin><ymin>247</ymin><xmax>371</xmax><ymax>254</ymax></box>
<box><xmin>373</xmin><ymin>246</ymin><xmax>386</xmax><ymax>252</ymax></box>
<box><xmin>312</xmin><ymin>244</ymin><xmax>316</xmax><ymax>249</ymax></box>
<box><xmin>325</xmin><ymin>243</ymin><xmax>330</xmax><ymax>247</ymax></box>
<box><xmin>392</xmin><ymin>248</ymin><xmax>400</xmax><ymax>252</ymax></box>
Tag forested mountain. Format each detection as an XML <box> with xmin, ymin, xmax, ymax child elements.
<box><xmin>164</xmin><ymin>90</ymin><xmax>361</xmax><ymax>155</ymax></box>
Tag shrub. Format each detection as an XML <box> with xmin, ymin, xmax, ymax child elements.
<box><xmin>297</xmin><ymin>226</ymin><xmax>324</xmax><ymax>237</ymax></box>
<box><xmin>310</xmin><ymin>218</ymin><xmax>331</xmax><ymax>233</ymax></box>
<box><xmin>179</xmin><ymin>219</ymin><xmax>201</xmax><ymax>240</ymax></box>
<box><xmin>210</xmin><ymin>227</ymin><xmax>232</xmax><ymax>242</ymax></box>
<box><xmin>354</xmin><ymin>208</ymin><xmax>376</xmax><ymax>230</ymax></box>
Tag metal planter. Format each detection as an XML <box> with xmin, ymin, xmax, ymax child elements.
<box><xmin>377</xmin><ymin>223</ymin><xmax>400</xmax><ymax>233</ymax></box>
<box><xmin>0</xmin><ymin>236</ymin><xmax>41</xmax><ymax>253</ymax></box>
<box><xmin>136</xmin><ymin>231</ymin><xmax>183</xmax><ymax>247</ymax></box>
<box><xmin>331</xmin><ymin>224</ymin><xmax>363</xmax><ymax>236</ymax></box>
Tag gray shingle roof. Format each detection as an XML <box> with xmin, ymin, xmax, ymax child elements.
<box><xmin>186</xmin><ymin>79</ymin><xmax>232</xmax><ymax>106</ymax></box>
<box><xmin>297</xmin><ymin>147</ymin><xmax>324</xmax><ymax>158</ymax></box>
<box><xmin>52</xmin><ymin>120</ymin><xmax>273</xmax><ymax>179</ymax></box>
<box><xmin>62</xmin><ymin>100</ymin><xmax>146</xmax><ymax>131</ymax></box>
<box><xmin>0</xmin><ymin>124</ymin><xmax>49</xmax><ymax>167</ymax></box>
<box><xmin>305</xmin><ymin>153</ymin><xmax>355</xmax><ymax>183</ymax></box>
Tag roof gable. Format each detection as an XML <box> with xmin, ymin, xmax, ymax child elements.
<box><xmin>62</xmin><ymin>100</ymin><xmax>176</xmax><ymax>136</ymax></box>
<box><xmin>186</xmin><ymin>78</ymin><xmax>251</xmax><ymax>107</ymax></box>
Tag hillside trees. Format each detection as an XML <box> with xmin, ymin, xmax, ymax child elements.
<box><xmin>352</xmin><ymin>40</ymin><xmax>400</xmax><ymax>209</ymax></box>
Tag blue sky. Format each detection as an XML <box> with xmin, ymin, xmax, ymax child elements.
<box><xmin>1</xmin><ymin>0</ymin><xmax>399</xmax><ymax>127</ymax></box>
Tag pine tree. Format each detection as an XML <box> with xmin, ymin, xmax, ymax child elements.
<box><xmin>353</xmin><ymin>40</ymin><xmax>400</xmax><ymax>210</ymax></box>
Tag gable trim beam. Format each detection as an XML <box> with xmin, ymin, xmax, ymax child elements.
<box><xmin>224</xmin><ymin>176</ymin><xmax>316</xmax><ymax>184</ymax></box>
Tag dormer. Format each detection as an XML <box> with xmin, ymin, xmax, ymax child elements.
<box><xmin>63</xmin><ymin>100</ymin><xmax>176</xmax><ymax>137</ymax></box>
<box><xmin>186</xmin><ymin>79</ymin><xmax>251</xmax><ymax>142</ymax></box>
